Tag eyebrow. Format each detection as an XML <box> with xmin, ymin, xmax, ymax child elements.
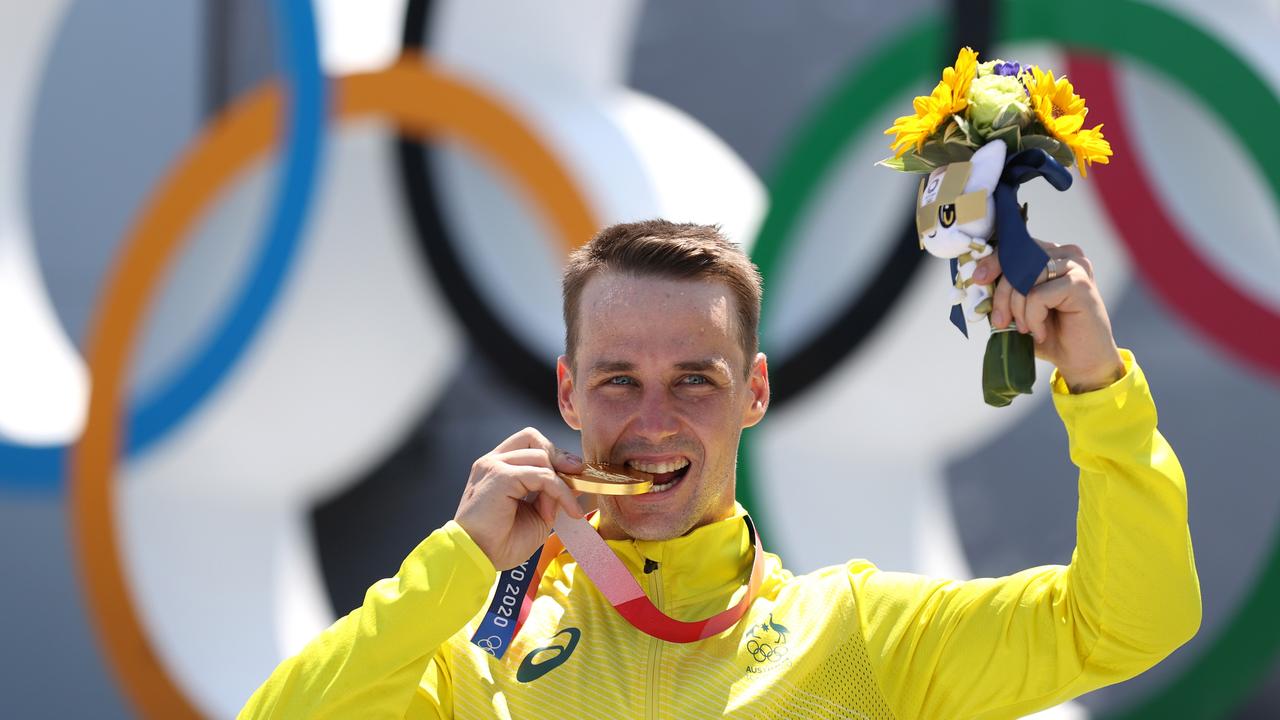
<box><xmin>588</xmin><ymin>360</ymin><xmax>636</xmax><ymax>375</ymax></box>
<box><xmin>674</xmin><ymin>359</ymin><xmax>729</xmax><ymax>374</ymax></box>
<box><xmin>587</xmin><ymin>359</ymin><xmax>731</xmax><ymax>376</ymax></box>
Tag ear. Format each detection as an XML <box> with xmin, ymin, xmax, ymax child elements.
<box><xmin>741</xmin><ymin>353</ymin><xmax>770</xmax><ymax>428</ymax></box>
<box><xmin>966</xmin><ymin>139</ymin><xmax>1007</xmax><ymax>193</ymax></box>
<box><xmin>557</xmin><ymin>355</ymin><xmax>582</xmax><ymax>430</ymax></box>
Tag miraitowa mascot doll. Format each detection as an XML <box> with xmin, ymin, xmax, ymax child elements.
<box><xmin>881</xmin><ymin>48</ymin><xmax>1111</xmax><ymax>406</ymax></box>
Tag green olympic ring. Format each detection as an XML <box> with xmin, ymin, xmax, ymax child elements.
<box><xmin>739</xmin><ymin>1</ymin><xmax>1280</xmax><ymax>716</ymax></box>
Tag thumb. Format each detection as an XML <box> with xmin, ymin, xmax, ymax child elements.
<box><xmin>551</xmin><ymin>447</ymin><xmax>585</xmax><ymax>474</ymax></box>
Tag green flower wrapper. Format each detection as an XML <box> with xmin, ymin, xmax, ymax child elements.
<box><xmin>982</xmin><ymin>328</ymin><xmax>1036</xmax><ymax>407</ymax></box>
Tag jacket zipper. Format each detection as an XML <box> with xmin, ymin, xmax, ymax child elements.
<box><xmin>646</xmin><ymin>564</ymin><xmax>664</xmax><ymax>720</ymax></box>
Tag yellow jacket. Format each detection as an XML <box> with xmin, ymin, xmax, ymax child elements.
<box><xmin>241</xmin><ymin>352</ymin><xmax>1200</xmax><ymax>719</ymax></box>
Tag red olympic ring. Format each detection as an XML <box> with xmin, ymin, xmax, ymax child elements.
<box><xmin>1069</xmin><ymin>55</ymin><xmax>1280</xmax><ymax>376</ymax></box>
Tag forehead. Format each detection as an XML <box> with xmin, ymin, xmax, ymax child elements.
<box><xmin>575</xmin><ymin>272</ymin><xmax>739</xmax><ymax>364</ymax></box>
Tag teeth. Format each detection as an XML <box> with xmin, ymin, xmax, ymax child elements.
<box><xmin>627</xmin><ymin>459</ymin><xmax>690</xmax><ymax>474</ymax></box>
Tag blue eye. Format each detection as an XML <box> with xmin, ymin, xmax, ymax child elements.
<box><xmin>608</xmin><ymin>376</ymin><xmax>634</xmax><ymax>386</ymax></box>
<box><xmin>682</xmin><ymin>375</ymin><xmax>710</xmax><ymax>385</ymax></box>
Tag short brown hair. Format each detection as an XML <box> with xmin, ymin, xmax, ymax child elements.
<box><xmin>562</xmin><ymin>220</ymin><xmax>762</xmax><ymax>373</ymax></box>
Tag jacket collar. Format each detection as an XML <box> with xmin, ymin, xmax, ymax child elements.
<box><xmin>584</xmin><ymin>503</ymin><xmax>754</xmax><ymax>611</ymax></box>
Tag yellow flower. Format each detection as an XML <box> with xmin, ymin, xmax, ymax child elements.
<box><xmin>885</xmin><ymin>47</ymin><xmax>978</xmax><ymax>157</ymax></box>
<box><xmin>1023</xmin><ymin>66</ymin><xmax>1113</xmax><ymax>176</ymax></box>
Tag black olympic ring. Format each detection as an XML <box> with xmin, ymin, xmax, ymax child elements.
<box><xmin>390</xmin><ymin>0</ymin><xmax>1000</xmax><ymax>409</ymax></box>
<box><xmin>747</xmin><ymin>639</ymin><xmax>789</xmax><ymax>664</ymax></box>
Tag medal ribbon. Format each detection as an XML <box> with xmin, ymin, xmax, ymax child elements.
<box><xmin>472</xmin><ymin>510</ymin><xmax>764</xmax><ymax>657</ymax></box>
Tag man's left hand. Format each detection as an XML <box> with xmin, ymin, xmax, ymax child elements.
<box><xmin>973</xmin><ymin>240</ymin><xmax>1125</xmax><ymax>394</ymax></box>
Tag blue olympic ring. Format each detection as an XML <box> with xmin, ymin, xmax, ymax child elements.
<box><xmin>0</xmin><ymin>0</ymin><xmax>325</xmax><ymax>491</ymax></box>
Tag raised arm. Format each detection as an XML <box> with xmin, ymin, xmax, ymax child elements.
<box><xmin>853</xmin><ymin>352</ymin><xmax>1200</xmax><ymax>719</ymax></box>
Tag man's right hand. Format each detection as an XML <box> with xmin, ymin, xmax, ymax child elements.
<box><xmin>454</xmin><ymin>427</ymin><xmax>585</xmax><ymax>570</ymax></box>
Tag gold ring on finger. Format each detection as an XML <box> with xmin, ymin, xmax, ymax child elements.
<box><xmin>1046</xmin><ymin>257</ymin><xmax>1061</xmax><ymax>281</ymax></box>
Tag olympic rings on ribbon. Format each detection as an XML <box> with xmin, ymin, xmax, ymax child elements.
<box><xmin>70</xmin><ymin>58</ymin><xmax>596</xmax><ymax>719</ymax></box>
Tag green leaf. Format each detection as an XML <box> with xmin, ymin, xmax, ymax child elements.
<box><xmin>991</xmin><ymin>104</ymin><xmax>1029</xmax><ymax>130</ymax></box>
<box><xmin>1019</xmin><ymin>134</ymin><xmax>1063</xmax><ymax>155</ymax></box>
<box><xmin>1050</xmin><ymin>143</ymin><xmax>1077</xmax><ymax>168</ymax></box>
<box><xmin>876</xmin><ymin>156</ymin><xmax>907</xmax><ymax>172</ymax></box>
<box><xmin>900</xmin><ymin>153</ymin><xmax>937</xmax><ymax>173</ymax></box>
<box><xmin>986</xmin><ymin>123</ymin><xmax>1023</xmax><ymax>154</ymax></box>
<box><xmin>943</xmin><ymin>130</ymin><xmax>978</xmax><ymax>152</ymax></box>
<box><xmin>917</xmin><ymin>141</ymin><xmax>974</xmax><ymax>167</ymax></box>
<box><xmin>876</xmin><ymin>153</ymin><xmax>936</xmax><ymax>173</ymax></box>
<box><xmin>952</xmin><ymin>114</ymin><xmax>982</xmax><ymax>145</ymax></box>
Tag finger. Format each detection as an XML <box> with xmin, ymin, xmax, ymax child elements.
<box><xmin>1075</xmin><ymin>254</ymin><xmax>1094</xmax><ymax>279</ymax></box>
<box><xmin>550</xmin><ymin>447</ymin><xmax>585</xmax><ymax>474</ymax></box>
<box><xmin>972</xmin><ymin>252</ymin><xmax>1002</xmax><ymax>286</ymax></box>
<box><xmin>1010</xmin><ymin>286</ymin><xmax>1028</xmax><ymax>333</ymax></box>
<box><xmin>509</xmin><ymin>466</ymin><xmax>582</xmax><ymax>519</ymax></box>
<box><xmin>496</xmin><ymin>447</ymin><xmax>585</xmax><ymax>478</ymax></box>
<box><xmin>1033</xmin><ymin>238</ymin><xmax>1067</xmax><ymax>253</ymax></box>
<box><xmin>1037</xmin><ymin>241</ymin><xmax>1095</xmax><ymax>280</ymax></box>
<box><xmin>492</xmin><ymin>428</ymin><xmax>584</xmax><ymax>473</ymax></box>
<box><xmin>493</xmin><ymin>426</ymin><xmax>554</xmax><ymax>454</ymax></box>
<box><xmin>496</xmin><ymin>447</ymin><xmax>556</xmax><ymax>469</ymax></box>
<box><xmin>534</xmin><ymin>491</ymin><xmax>560</xmax><ymax>527</ymax></box>
<box><xmin>1024</xmin><ymin>275</ymin><xmax>1074</xmax><ymax>343</ymax></box>
<box><xmin>991</xmin><ymin>275</ymin><xmax>1015</xmax><ymax>329</ymax></box>
<box><xmin>1052</xmin><ymin>245</ymin><xmax>1094</xmax><ymax>279</ymax></box>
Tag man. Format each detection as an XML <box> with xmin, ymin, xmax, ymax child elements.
<box><xmin>241</xmin><ymin>220</ymin><xmax>1200</xmax><ymax>719</ymax></box>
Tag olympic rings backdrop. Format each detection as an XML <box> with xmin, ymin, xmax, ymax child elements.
<box><xmin>1</xmin><ymin>1</ymin><xmax>1277</xmax><ymax>718</ymax></box>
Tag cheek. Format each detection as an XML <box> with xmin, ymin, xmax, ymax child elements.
<box><xmin>576</xmin><ymin>396</ymin><xmax>627</xmax><ymax>444</ymax></box>
<box><xmin>683</xmin><ymin>393</ymin><xmax>749</xmax><ymax>439</ymax></box>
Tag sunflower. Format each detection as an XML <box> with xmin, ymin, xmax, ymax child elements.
<box><xmin>885</xmin><ymin>47</ymin><xmax>978</xmax><ymax>157</ymax></box>
<box><xmin>1023</xmin><ymin>66</ymin><xmax>1112</xmax><ymax>176</ymax></box>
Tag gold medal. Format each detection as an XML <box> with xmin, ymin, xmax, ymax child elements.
<box><xmin>557</xmin><ymin>463</ymin><xmax>654</xmax><ymax>495</ymax></box>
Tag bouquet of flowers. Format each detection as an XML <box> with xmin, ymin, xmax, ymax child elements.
<box><xmin>877</xmin><ymin>47</ymin><xmax>1113</xmax><ymax>407</ymax></box>
<box><xmin>881</xmin><ymin>47</ymin><xmax>1111</xmax><ymax>177</ymax></box>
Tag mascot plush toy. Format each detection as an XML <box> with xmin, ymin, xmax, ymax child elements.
<box><xmin>916</xmin><ymin>139</ymin><xmax>1005</xmax><ymax>323</ymax></box>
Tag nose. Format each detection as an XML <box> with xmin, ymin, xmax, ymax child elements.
<box><xmin>631</xmin><ymin>386</ymin><xmax>680</xmax><ymax>442</ymax></box>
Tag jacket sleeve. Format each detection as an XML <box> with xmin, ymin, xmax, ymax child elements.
<box><xmin>238</xmin><ymin>520</ymin><xmax>496</xmax><ymax>719</ymax></box>
<box><xmin>851</xmin><ymin>351</ymin><xmax>1201</xmax><ymax>720</ymax></box>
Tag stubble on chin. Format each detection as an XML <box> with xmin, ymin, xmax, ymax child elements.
<box><xmin>597</xmin><ymin>501</ymin><xmax>695</xmax><ymax>542</ymax></box>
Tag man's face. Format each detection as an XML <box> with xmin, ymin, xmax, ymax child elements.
<box><xmin>557</xmin><ymin>272</ymin><xmax>769</xmax><ymax>541</ymax></box>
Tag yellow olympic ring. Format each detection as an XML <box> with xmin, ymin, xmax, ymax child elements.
<box><xmin>70</xmin><ymin>55</ymin><xmax>597</xmax><ymax>719</ymax></box>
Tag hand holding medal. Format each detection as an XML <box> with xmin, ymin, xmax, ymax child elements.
<box><xmin>878</xmin><ymin>48</ymin><xmax>1116</xmax><ymax>405</ymax></box>
<box><xmin>463</xmin><ymin>445</ymin><xmax>763</xmax><ymax>660</ymax></box>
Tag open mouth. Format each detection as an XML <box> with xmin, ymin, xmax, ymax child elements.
<box><xmin>625</xmin><ymin>458</ymin><xmax>691</xmax><ymax>494</ymax></box>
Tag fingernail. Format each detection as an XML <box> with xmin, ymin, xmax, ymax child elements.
<box><xmin>991</xmin><ymin>310</ymin><xmax>1006</xmax><ymax>327</ymax></box>
<box><xmin>974</xmin><ymin>267</ymin><xmax>989</xmax><ymax>283</ymax></box>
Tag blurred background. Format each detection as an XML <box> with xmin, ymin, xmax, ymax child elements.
<box><xmin>1</xmin><ymin>0</ymin><xmax>1277</xmax><ymax>717</ymax></box>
